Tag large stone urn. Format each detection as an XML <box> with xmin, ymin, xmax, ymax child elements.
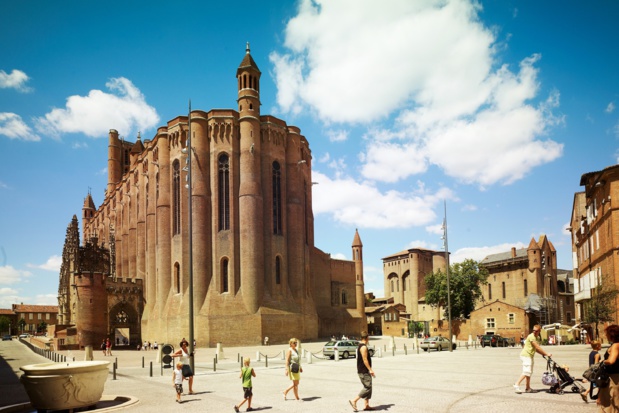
<box><xmin>20</xmin><ymin>361</ymin><xmax>110</xmax><ymax>410</ymax></box>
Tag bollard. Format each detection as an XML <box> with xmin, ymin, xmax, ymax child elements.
<box><xmin>383</xmin><ymin>344</ymin><xmax>386</xmax><ymax>352</ymax></box>
<box><xmin>404</xmin><ymin>344</ymin><xmax>407</xmax><ymax>355</ymax></box>
<box><xmin>215</xmin><ymin>354</ymin><xmax>218</xmax><ymax>364</ymax></box>
<box><xmin>214</xmin><ymin>358</ymin><xmax>217</xmax><ymax>372</ymax></box>
<box><xmin>335</xmin><ymin>348</ymin><xmax>339</xmax><ymax>361</ymax></box>
<box><xmin>115</xmin><ymin>357</ymin><xmax>118</xmax><ymax>368</ymax></box>
<box><xmin>307</xmin><ymin>351</ymin><xmax>312</xmax><ymax>365</ymax></box>
<box><xmin>377</xmin><ymin>348</ymin><xmax>382</xmax><ymax>358</ymax></box>
<box><xmin>256</xmin><ymin>351</ymin><xmax>261</xmax><ymax>362</ymax></box>
<box><xmin>150</xmin><ymin>361</ymin><xmax>153</xmax><ymax>377</ymax></box>
<box><xmin>238</xmin><ymin>353</ymin><xmax>240</xmax><ymax>363</ymax></box>
<box><xmin>113</xmin><ymin>363</ymin><xmax>117</xmax><ymax>380</ymax></box>
<box><xmin>266</xmin><ymin>356</ymin><xmax>268</xmax><ymax>368</ymax></box>
<box><xmin>392</xmin><ymin>347</ymin><xmax>395</xmax><ymax>357</ymax></box>
<box><xmin>240</xmin><ymin>358</ymin><xmax>243</xmax><ymax>369</ymax></box>
<box><xmin>142</xmin><ymin>356</ymin><xmax>145</xmax><ymax>368</ymax></box>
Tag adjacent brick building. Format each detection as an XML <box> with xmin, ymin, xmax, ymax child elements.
<box><xmin>58</xmin><ymin>45</ymin><xmax>366</xmax><ymax>348</ymax></box>
<box><xmin>11</xmin><ymin>304</ymin><xmax>58</xmax><ymax>334</ymax></box>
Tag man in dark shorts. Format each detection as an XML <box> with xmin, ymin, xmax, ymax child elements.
<box><xmin>349</xmin><ymin>331</ymin><xmax>375</xmax><ymax>412</ymax></box>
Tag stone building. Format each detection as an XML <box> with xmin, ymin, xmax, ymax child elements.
<box><xmin>381</xmin><ymin>248</ymin><xmax>448</xmax><ymax>335</ymax></box>
<box><xmin>569</xmin><ymin>165</ymin><xmax>619</xmax><ymax>335</ymax></box>
<box><xmin>59</xmin><ymin>45</ymin><xmax>366</xmax><ymax>347</ymax></box>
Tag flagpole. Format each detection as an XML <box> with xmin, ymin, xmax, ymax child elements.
<box><xmin>187</xmin><ymin>100</ymin><xmax>195</xmax><ymax>370</ymax></box>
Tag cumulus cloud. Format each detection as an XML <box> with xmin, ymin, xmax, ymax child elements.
<box><xmin>326</xmin><ymin>129</ymin><xmax>348</xmax><ymax>142</ymax></box>
<box><xmin>450</xmin><ymin>242</ymin><xmax>527</xmax><ymax>264</ymax></box>
<box><xmin>34</xmin><ymin>294</ymin><xmax>59</xmax><ymax>305</ymax></box>
<box><xmin>0</xmin><ymin>287</ymin><xmax>20</xmax><ymax>308</ymax></box>
<box><xmin>27</xmin><ymin>255</ymin><xmax>62</xmax><ymax>272</ymax></box>
<box><xmin>35</xmin><ymin>77</ymin><xmax>159</xmax><ymax>138</ymax></box>
<box><xmin>312</xmin><ymin>170</ymin><xmax>454</xmax><ymax>228</ymax></box>
<box><xmin>0</xmin><ymin>113</ymin><xmax>41</xmax><ymax>141</ymax></box>
<box><xmin>606</xmin><ymin>102</ymin><xmax>615</xmax><ymax>114</ymax></box>
<box><xmin>0</xmin><ymin>69</ymin><xmax>32</xmax><ymax>92</ymax></box>
<box><xmin>0</xmin><ymin>265</ymin><xmax>32</xmax><ymax>285</ymax></box>
<box><xmin>272</xmin><ymin>0</ymin><xmax>563</xmax><ymax>188</ymax></box>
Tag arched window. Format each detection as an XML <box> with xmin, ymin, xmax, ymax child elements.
<box><xmin>272</xmin><ymin>161</ymin><xmax>282</xmax><ymax>234</ymax></box>
<box><xmin>173</xmin><ymin>161</ymin><xmax>181</xmax><ymax>235</ymax></box>
<box><xmin>218</xmin><ymin>154</ymin><xmax>230</xmax><ymax>231</ymax></box>
<box><xmin>222</xmin><ymin>258</ymin><xmax>229</xmax><ymax>293</ymax></box>
<box><xmin>275</xmin><ymin>256</ymin><xmax>281</xmax><ymax>285</ymax></box>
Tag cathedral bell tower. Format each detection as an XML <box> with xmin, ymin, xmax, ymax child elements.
<box><xmin>237</xmin><ymin>43</ymin><xmax>264</xmax><ymax>314</ymax></box>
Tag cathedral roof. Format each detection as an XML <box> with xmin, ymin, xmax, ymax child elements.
<box><xmin>83</xmin><ymin>193</ymin><xmax>96</xmax><ymax>210</ymax></box>
<box><xmin>130</xmin><ymin>133</ymin><xmax>144</xmax><ymax>154</ymax></box>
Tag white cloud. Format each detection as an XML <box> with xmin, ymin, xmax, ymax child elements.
<box><xmin>0</xmin><ymin>113</ymin><xmax>41</xmax><ymax>141</ymax></box>
<box><xmin>27</xmin><ymin>255</ymin><xmax>62</xmax><ymax>272</ymax></box>
<box><xmin>35</xmin><ymin>77</ymin><xmax>159</xmax><ymax>138</ymax></box>
<box><xmin>462</xmin><ymin>204</ymin><xmax>478</xmax><ymax>211</ymax></box>
<box><xmin>326</xmin><ymin>129</ymin><xmax>348</xmax><ymax>142</ymax></box>
<box><xmin>72</xmin><ymin>142</ymin><xmax>88</xmax><ymax>149</ymax></box>
<box><xmin>0</xmin><ymin>287</ymin><xmax>20</xmax><ymax>308</ymax></box>
<box><xmin>606</xmin><ymin>102</ymin><xmax>615</xmax><ymax>114</ymax></box>
<box><xmin>450</xmin><ymin>242</ymin><xmax>527</xmax><ymax>264</ymax></box>
<box><xmin>273</xmin><ymin>0</ymin><xmax>563</xmax><ymax>188</ymax></box>
<box><xmin>34</xmin><ymin>294</ymin><xmax>59</xmax><ymax>305</ymax></box>
<box><xmin>312</xmin><ymin>170</ymin><xmax>454</xmax><ymax>229</ymax></box>
<box><xmin>332</xmin><ymin>252</ymin><xmax>347</xmax><ymax>260</ymax></box>
<box><xmin>0</xmin><ymin>265</ymin><xmax>32</xmax><ymax>285</ymax></box>
<box><xmin>0</xmin><ymin>69</ymin><xmax>32</xmax><ymax>92</ymax></box>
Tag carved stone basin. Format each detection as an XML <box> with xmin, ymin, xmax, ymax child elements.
<box><xmin>20</xmin><ymin>361</ymin><xmax>110</xmax><ymax>410</ymax></box>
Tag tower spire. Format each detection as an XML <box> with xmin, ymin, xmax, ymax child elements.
<box><xmin>246</xmin><ymin>41</ymin><xmax>250</xmax><ymax>54</ymax></box>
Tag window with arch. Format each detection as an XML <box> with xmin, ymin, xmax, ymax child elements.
<box><xmin>272</xmin><ymin>161</ymin><xmax>282</xmax><ymax>234</ymax></box>
<box><xmin>172</xmin><ymin>160</ymin><xmax>181</xmax><ymax>235</ymax></box>
<box><xmin>218</xmin><ymin>154</ymin><xmax>230</xmax><ymax>231</ymax></box>
<box><xmin>222</xmin><ymin>258</ymin><xmax>229</xmax><ymax>293</ymax></box>
<box><xmin>174</xmin><ymin>262</ymin><xmax>180</xmax><ymax>293</ymax></box>
<box><xmin>275</xmin><ymin>256</ymin><xmax>281</xmax><ymax>285</ymax></box>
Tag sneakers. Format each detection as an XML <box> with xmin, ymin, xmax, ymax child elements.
<box><xmin>513</xmin><ymin>385</ymin><xmax>522</xmax><ymax>393</ymax></box>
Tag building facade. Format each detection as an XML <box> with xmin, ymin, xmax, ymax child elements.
<box><xmin>570</xmin><ymin>165</ymin><xmax>619</xmax><ymax>335</ymax></box>
<box><xmin>59</xmin><ymin>46</ymin><xmax>366</xmax><ymax>347</ymax></box>
<box><xmin>11</xmin><ymin>304</ymin><xmax>58</xmax><ymax>334</ymax></box>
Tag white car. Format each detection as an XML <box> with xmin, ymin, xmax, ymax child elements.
<box><xmin>420</xmin><ymin>336</ymin><xmax>456</xmax><ymax>351</ymax></box>
<box><xmin>322</xmin><ymin>340</ymin><xmax>375</xmax><ymax>359</ymax></box>
<box><xmin>19</xmin><ymin>334</ymin><xmax>29</xmax><ymax>338</ymax></box>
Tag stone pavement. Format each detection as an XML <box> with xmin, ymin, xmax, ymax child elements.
<box><xmin>0</xmin><ymin>337</ymin><xmax>600</xmax><ymax>413</ymax></box>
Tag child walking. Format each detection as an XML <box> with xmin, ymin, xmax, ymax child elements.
<box><xmin>173</xmin><ymin>362</ymin><xmax>184</xmax><ymax>403</ymax></box>
<box><xmin>234</xmin><ymin>357</ymin><xmax>256</xmax><ymax>412</ymax></box>
<box><xmin>582</xmin><ymin>340</ymin><xmax>602</xmax><ymax>402</ymax></box>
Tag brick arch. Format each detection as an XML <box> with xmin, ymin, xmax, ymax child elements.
<box><xmin>109</xmin><ymin>301</ymin><xmax>140</xmax><ymax>345</ymax></box>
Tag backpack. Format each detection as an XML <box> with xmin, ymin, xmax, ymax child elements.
<box><xmin>583</xmin><ymin>361</ymin><xmax>610</xmax><ymax>388</ymax></box>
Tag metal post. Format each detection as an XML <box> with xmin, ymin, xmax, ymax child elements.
<box><xmin>142</xmin><ymin>356</ymin><xmax>144</xmax><ymax>368</ymax></box>
<box><xmin>113</xmin><ymin>363</ymin><xmax>117</xmax><ymax>380</ymax></box>
<box><xmin>266</xmin><ymin>355</ymin><xmax>268</xmax><ymax>368</ymax></box>
<box><xmin>150</xmin><ymin>361</ymin><xmax>153</xmax><ymax>377</ymax></box>
<box><xmin>443</xmin><ymin>201</ymin><xmax>452</xmax><ymax>352</ymax></box>
<box><xmin>186</xmin><ymin>100</ymin><xmax>195</xmax><ymax>372</ymax></box>
<box><xmin>213</xmin><ymin>358</ymin><xmax>216</xmax><ymax>372</ymax></box>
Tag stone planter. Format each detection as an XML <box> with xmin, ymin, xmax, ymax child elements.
<box><xmin>20</xmin><ymin>361</ymin><xmax>110</xmax><ymax>410</ymax></box>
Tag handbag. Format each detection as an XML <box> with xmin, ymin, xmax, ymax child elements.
<box><xmin>290</xmin><ymin>362</ymin><xmax>300</xmax><ymax>373</ymax></box>
<box><xmin>541</xmin><ymin>371</ymin><xmax>558</xmax><ymax>386</ymax></box>
<box><xmin>583</xmin><ymin>361</ymin><xmax>610</xmax><ymax>388</ymax></box>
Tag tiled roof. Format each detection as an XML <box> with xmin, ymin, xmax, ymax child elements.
<box><xmin>481</xmin><ymin>248</ymin><xmax>528</xmax><ymax>264</ymax></box>
<box><xmin>0</xmin><ymin>308</ymin><xmax>15</xmax><ymax>315</ymax></box>
<box><xmin>12</xmin><ymin>304</ymin><xmax>58</xmax><ymax>313</ymax></box>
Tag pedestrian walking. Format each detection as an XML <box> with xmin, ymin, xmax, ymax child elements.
<box><xmin>234</xmin><ymin>357</ymin><xmax>256</xmax><ymax>412</ymax></box>
<box><xmin>349</xmin><ymin>331</ymin><xmax>375</xmax><ymax>412</ymax></box>
<box><xmin>173</xmin><ymin>362</ymin><xmax>184</xmax><ymax>403</ymax></box>
<box><xmin>582</xmin><ymin>340</ymin><xmax>601</xmax><ymax>402</ymax></box>
<box><xmin>599</xmin><ymin>324</ymin><xmax>619</xmax><ymax>412</ymax></box>
<box><xmin>172</xmin><ymin>341</ymin><xmax>195</xmax><ymax>394</ymax></box>
<box><xmin>282</xmin><ymin>337</ymin><xmax>302</xmax><ymax>401</ymax></box>
<box><xmin>514</xmin><ymin>324</ymin><xmax>551</xmax><ymax>393</ymax></box>
<box><xmin>106</xmin><ymin>337</ymin><xmax>113</xmax><ymax>356</ymax></box>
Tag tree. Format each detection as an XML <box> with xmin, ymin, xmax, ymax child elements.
<box><xmin>425</xmin><ymin>258</ymin><xmax>489</xmax><ymax>320</ymax></box>
<box><xmin>408</xmin><ymin>321</ymin><xmax>424</xmax><ymax>337</ymax></box>
<box><xmin>37</xmin><ymin>321</ymin><xmax>48</xmax><ymax>334</ymax></box>
<box><xmin>582</xmin><ymin>280</ymin><xmax>619</xmax><ymax>340</ymax></box>
<box><xmin>0</xmin><ymin>316</ymin><xmax>9</xmax><ymax>334</ymax></box>
<box><xmin>18</xmin><ymin>318</ymin><xmax>26</xmax><ymax>333</ymax></box>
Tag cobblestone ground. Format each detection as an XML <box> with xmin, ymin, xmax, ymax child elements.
<box><xmin>1</xmin><ymin>337</ymin><xmax>600</xmax><ymax>413</ymax></box>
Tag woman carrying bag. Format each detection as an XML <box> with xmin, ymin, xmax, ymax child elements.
<box><xmin>282</xmin><ymin>337</ymin><xmax>302</xmax><ymax>401</ymax></box>
<box><xmin>599</xmin><ymin>324</ymin><xmax>619</xmax><ymax>412</ymax></box>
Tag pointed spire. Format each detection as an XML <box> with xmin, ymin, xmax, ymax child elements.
<box><xmin>352</xmin><ymin>228</ymin><xmax>363</xmax><ymax>247</ymax></box>
<box><xmin>246</xmin><ymin>41</ymin><xmax>250</xmax><ymax>54</ymax></box>
<box><xmin>527</xmin><ymin>237</ymin><xmax>540</xmax><ymax>250</ymax></box>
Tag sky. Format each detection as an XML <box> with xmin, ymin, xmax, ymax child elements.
<box><xmin>1</xmin><ymin>0</ymin><xmax>618</xmax><ymax>309</ymax></box>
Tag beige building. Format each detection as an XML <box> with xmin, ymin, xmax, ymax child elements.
<box><xmin>59</xmin><ymin>45</ymin><xmax>366</xmax><ymax>347</ymax></box>
<box><xmin>569</xmin><ymin>165</ymin><xmax>619</xmax><ymax>336</ymax></box>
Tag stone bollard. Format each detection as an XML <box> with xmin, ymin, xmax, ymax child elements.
<box><xmin>281</xmin><ymin>351</ymin><xmax>285</xmax><ymax>360</ymax></box>
<box><xmin>256</xmin><ymin>351</ymin><xmax>261</xmax><ymax>362</ymax></box>
<box><xmin>216</xmin><ymin>342</ymin><xmax>224</xmax><ymax>361</ymax></box>
<box><xmin>84</xmin><ymin>345</ymin><xmax>94</xmax><ymax>361</ymax></box>
<box><xmin>335</xmin><ymin>348</ymin><xmax>339</xmax><ymax>361</ymax></box>
<box><xmin>377</xmin><ymin>348</ymin><xmax>382</xmax><ymax>358</ymax></box>
<box><xmin>307</xmin><ymin>351</ymin><xmax>312</xmax><ymax>364</ymax></box>
<box><xmin>404</xmin><ymin>344</ymin><xmax>407</xmax><ymax>355</ymax></box>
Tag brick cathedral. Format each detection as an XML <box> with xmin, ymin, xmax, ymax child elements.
<box><xmin>57</xmin><ymin>45</ymin><xmax>366</xmax><ymax>348</ymax></box>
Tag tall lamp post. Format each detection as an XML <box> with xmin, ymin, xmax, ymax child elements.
<box><xmin>441</xmin><ymin>201</ymin><xmax>452</xmax><ymax>352</ymax></box>
<box><xmin>184</xmin><ymin>101</ymin><xmax>195</xmax><ymax>371</ymax></box>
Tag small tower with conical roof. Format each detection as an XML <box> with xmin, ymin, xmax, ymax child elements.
<box><xmin>82</xmin><ymin>190</ymin><xmax>96</xmax><ymax>242</ymax></box>
<box><xmin>352</xmin><ymin>229</ymin><xmax>367</xmax><ymax>331</ymax></box>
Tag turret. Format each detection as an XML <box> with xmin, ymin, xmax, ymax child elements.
<box><xmin>352</xmin><ymin>229</ymin><xmax>367</xmax><ymax>330</ymax></box>
<box><xmin>82</xmin><ymin>191</ymin><xmax>96</xmax><ymax>242</ymax></box>
<box><xmin>107</xmin><ymin>129</ymin><xmax>122</xmax><ymax>195</ymax></box>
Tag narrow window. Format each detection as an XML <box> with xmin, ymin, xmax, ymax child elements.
<box><xmin>272</xmin><ymin>162</ymin><xmax>282</xmax><ymax>234</ymax></box>
<box><xmin>342</xmin><ymin>290</ymin><xmax>347</xmax><ymax>305</ymax></box>
<box><xmin>218</xmin><ymin>154</ymin><xmax>230</xmax><ymax>231</ymax></box>
<box><xmin>502</xmin><ymin>282</ymin><xmax>506</xmax><ymax>299</ymax></box>
<box><xmin>172</xmin><ymin>161</ymin><xmax>181</xmax><ymax>235</ymax></box>
<box><xmin>524</xmin><ymin>279</ymin><xmax>528</xmax><ymax>297</ymax></box>
<box><xmin>275</xmin><ymin>256</ymin><xmax>281</xmax><ymax>285</ymax></box>
<box><xmin>175</xmin><ymin>263</ymin><xmax>180</xmax><ymax>293</ymax></box>
<box><xmin>391</xmin><ymin>280</ymin><xmax>394</xmax><ymax>293</ymax></box>
<box><xmin>488</xmin><ymin>284</ymin><xmax>492</xmax><ymax>300</ymax></box>
<box><xmin>222</xmin><ymin>258</ymin><xmax>229</xmax><ymax>293</ymax></box>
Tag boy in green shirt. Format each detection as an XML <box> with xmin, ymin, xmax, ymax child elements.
<box><xmin>235</xmin><ymin>357</ymin><xmax>256</xmax><ymax>412</ymax></box>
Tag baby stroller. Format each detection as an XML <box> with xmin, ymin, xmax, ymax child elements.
<box><xmin>543</xmin><ymin>356</ymin><xmax>586</xmax><ymax>395</ymax></box>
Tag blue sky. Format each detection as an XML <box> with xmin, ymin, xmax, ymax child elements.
<box><xmin>1</xmin><ymin>0</ymin><xmax>618</xmax><ymax>308</ymax></box>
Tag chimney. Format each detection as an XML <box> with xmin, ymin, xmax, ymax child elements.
<box><xmin>511</xmin><ymin>247</ymin><xmax>516</xmax><ymax>258</ymax></box>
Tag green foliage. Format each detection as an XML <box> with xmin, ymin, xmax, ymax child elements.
<box><xmin>37</xmin><ymin>321</ymin><xmax>47</xmax><ymax>333</ymax></box>
<box><xmin>18</xmin><ymin>318</ymin><xmax>26</xmax><ymax>332</ymax></box>
<box><xmin>582</xmin><ymin>280</ymin><xmax>619</xmax><ymax>340</ymax></box>
<box><xmin>424</xmin><ymin>258</ymin><xmax>489</xmax><ymax>319</ymax></box>
<box><xmin>0</xmin><ymin>316</ymin><xmax>9</xmax><ymax>334</ymax></box>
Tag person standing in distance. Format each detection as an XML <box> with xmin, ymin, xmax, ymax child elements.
<box><xmin>349</xmin><ymin>331</ymin><xmax>375</xmax><ymax>412</ymax></box>
<box><xmin>514</xmin><ymin>324</ymin><xmax>551</xmax><ymax>393</ymax></box>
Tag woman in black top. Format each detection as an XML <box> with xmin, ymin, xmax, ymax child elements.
<box><xmin>600</xmin><ymin>325</ymin><xmax>619</xmax><ymax>412</ymax></box>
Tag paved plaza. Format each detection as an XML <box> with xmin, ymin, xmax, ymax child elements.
<box><xmin>0</xmin><ymin>337</ymin><xmax>600</xmax><ymax>413</ymax></box>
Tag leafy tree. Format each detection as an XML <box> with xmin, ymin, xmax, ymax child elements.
<box><xmin>582</xmin><ymin>280</ymin><xmax>619</xmax><ymax>340</ymax></box>
<box><xmin>408</xmin><ymin>321</ymin><xmax>424</xmax><ymax>337</ymax></box>
<box><xmin>18</xmin><ymin>318</ymin><xmax>26</xmax><ymax>333</ymax></box>
<box><xmin>425</xmin><ymin>258</ymin><xmax>489</xmax><ymax>319</ymax></box>
<box><xmin>37</xmin><ymin>321</ymin><xmax>48</xmax><ymax>334</ymax></box>
<box><xmin>0</xmin><ymin>316</ymin><xmax>9</xmax><ymax>334</ymax></box>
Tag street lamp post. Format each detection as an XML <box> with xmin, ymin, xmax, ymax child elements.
<box><xmin>442</xmin><ymin>201</ymin><xmax>452</xmax><ymax>352</ymax></box>
<box><xmin>185</xmin><ymin>101</ymin><xmax>195</xmax><ymax>371</ymax></box>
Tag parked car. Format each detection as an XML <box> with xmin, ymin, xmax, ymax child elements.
<box><xmin>420</xmin><ymin>336</ymin><xmax>456</xmax><ymax>351</ymax></box>
<box><xmin>19</xmin><ymin>333</ymin><xmax>29</xmax><ymax>339</ymax></box>
<box><xmin>481</xmin><ymin>334</ymin><xmax>501</xmax><ymax>347</ymax></box>
<box><xmin>322</xmin><ymin>340</ymin><xmax>375</xmax><ymax>359</ymax></box>
<box><xmin>497</xmin><ymin>337</ymin><xmax>516</xmax><ymax>347</ymax></box>
<box><xmin>2</xmin><ymin>335</ymin><xmax>12</xmax><ymax>341</ymax></box>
